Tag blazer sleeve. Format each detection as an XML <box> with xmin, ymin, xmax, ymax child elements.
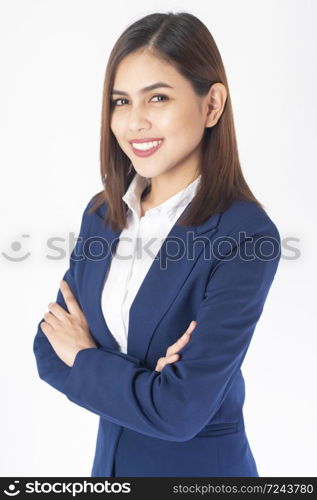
<box><xmin>32</xmin><ymin>199</ymin><xmax>92</xmax><ymax>394</ymax></box>
<box><xmin>61</xmin><ymin>211</ymin><xmax>281</xmax><ymax>442</ymax></box>
<box><xmin>33</xmin><ymin>198</ymin><xmax>141</xmax><ymax>394</ymax></box>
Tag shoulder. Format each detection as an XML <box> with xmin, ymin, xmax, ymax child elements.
<box><xmin>81</xmin><ymin>193</ymin><xmax>108</xmax><ymax>221</ymax></box>
<box><xmin>217</xmin><ymin>200</ymin><xmax>280</xmax><ymax>241</ymax></box>
<box><xmin>210</xmin><ymin>200</ymin><xmax>282</xmax><ymax>264</ymax></box>
<box><xmin>73</xmin><ymin>194</ymin><xmax>108</xmax><ymax>239</ymax></box>
<box><xmin>80</xmin><ymin>195</ymin><xmax>281</xmax><ymax>243</ymax></box>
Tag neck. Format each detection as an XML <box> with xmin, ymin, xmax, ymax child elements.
<box><xmin>142</xmin><ymin>166</ymin><xmax>201</xmax><ymax>207</ymax></box>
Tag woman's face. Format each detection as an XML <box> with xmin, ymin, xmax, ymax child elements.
<box><xmin>110</xmin><ymin>49</ymin><xmax>210</xmax><ymax>180</ymax></box>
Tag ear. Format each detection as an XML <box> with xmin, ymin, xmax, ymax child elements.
<box><xmin>205</xmin><ymin>83</ymin><xmax>227</xmax><ymax>128</ymax></box>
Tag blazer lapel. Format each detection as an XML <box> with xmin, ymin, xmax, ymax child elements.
<box><xmin>84</xmin><ymin>201</ymin><xmax>221</xmax><ymax>360</ymax></box>
<box><xmin>82</xmin><ymin>212</ymin><xmax>122</xmax><ymax>350</ymax></box>
<box><xmin>127</xmin><ymin>207</ymin><xmax>221</xmax><ymax>360</ymax></box>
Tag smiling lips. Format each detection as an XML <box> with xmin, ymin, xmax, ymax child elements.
<box><xmin>130</xmin><ymin>139</ymin><xmax>164</xmax><ymax>157</ymax></box>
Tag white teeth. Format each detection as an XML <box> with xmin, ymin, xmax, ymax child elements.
<box><xmin>132</xmin><ymin>140</ymin><xmax>162</xmax><ymax>151</ymax></box>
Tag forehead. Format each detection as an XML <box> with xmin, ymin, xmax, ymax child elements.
<box><xmin>113</xmin><ymin>50</ymin><xmax>185</xmax><ymax>89</ymax></box>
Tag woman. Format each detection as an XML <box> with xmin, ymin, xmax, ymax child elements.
<box><xmin>33</xmin><ymin>12</ymin><xmax>281</xmax><ymax>477</ymax></box>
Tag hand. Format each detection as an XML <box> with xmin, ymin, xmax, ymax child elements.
<box><xmin>40</xmin><ymin>280</ymin><xmax>98</xmax><ymax>368</ymax></box>
<box><xmin>155</xmin><ymin>320</ymin><xmax>197</xmax><ymax>372</ymax></box>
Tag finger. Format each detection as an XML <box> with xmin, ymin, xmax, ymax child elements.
<box><xmin>47</xmin><ymin>302</ymin><xmax>70</xmax><ymax>321</ymax></box>
<box><xmin>186</xmin><ymin>320</ymin><xmax>197</xmax><ymax>333</ymax></box>
<box><xmin>166</xmin><ymin>321</ymin><xmax>197</xmax><ymax>356</ymax></box>
<box><xmin>182</xmin><ymin>321</ymin><xmax>196</xmax><ymax>338</ymax></box>
<box><xmin>60</xmin><ymin>280</ymin><xmax>82</xmax><ymax>316</ymax></box>
<box><xmin>166</xmin><ymin>333</ymin><xmax>191</xmax><ymax>356</ymax></box>
<box><xmin>155</xmin><ymin>354</ymin><xmax>179</xmax><ymax>372</ymax></box>
<box><xmin>42</xmin><ymin>311</ymin><xmax>60</xmax><ymax>329</ymax></box>
<box><xmin>40</xmin><ymin>320</ymin><xmax>53</xmax><ymax>338</ymax></box>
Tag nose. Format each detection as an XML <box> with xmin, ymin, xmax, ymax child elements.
<box><xmin>128</xmin><ymin>104</ymin><xmax>151</xmax><ymax>132</ymax></box>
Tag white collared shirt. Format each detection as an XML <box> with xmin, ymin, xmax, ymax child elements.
<box><xmin>101</xmin><ymin>172</ymin><xmax>201</xmax><ymax>354</ymax></box>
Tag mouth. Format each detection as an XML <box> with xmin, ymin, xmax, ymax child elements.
<box><xmin>130</xmin><ymin>139</ymin><xmax>164</xmax><ymax>158</ymax></box>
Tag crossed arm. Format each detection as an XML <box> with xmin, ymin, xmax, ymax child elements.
<box><xmin>33</xmin><ymin>208</ymin><xmax>281</xmax><ymax>442</ymax></box>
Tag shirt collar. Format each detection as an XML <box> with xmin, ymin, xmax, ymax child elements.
<box><xmin>122</xmin><ymin>173</ymin><xmax>151</xmax><ymax>219</ymax></box>
<box><xmin>122</xmin><ymin>172</ymin><xmax>201</xmax><ymax>221</ymax></box>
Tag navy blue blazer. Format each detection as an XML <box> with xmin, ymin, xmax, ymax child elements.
<box><xmin>33</xmin><ymin>196</ymin><xmax>281</xmax><ymax>477</ymax></box>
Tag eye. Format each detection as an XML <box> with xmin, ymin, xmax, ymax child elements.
<box><xmin>111</xmin><ymin>98</ymin><xmax>128</xmax><ymax>107</ymax></box>
<box><xmin>110</xmin><ymin>94</ymin><xmax>169</xmax><ymax>107</ymax></box>
<box><xmin>151</xmin><ymin>94</ymin><xmax>168</xmax><ymax>103</ymax></box>
<box><xmin>111</xmin><ymin>97</ymin><xmax>127</xmax><ymax>106</ymax></box>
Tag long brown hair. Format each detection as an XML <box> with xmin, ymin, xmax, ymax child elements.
<box><xmin>89</xmin><ymin>11</ymin><xmax>265</xmax><ymax>231</ymax></box>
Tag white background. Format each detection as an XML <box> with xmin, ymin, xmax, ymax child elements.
<box><xmin>0</xmin><ymin>0</ymin><xmax>316</xmax><ymax>477</ymax></box>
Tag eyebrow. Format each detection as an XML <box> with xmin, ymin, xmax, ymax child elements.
<box><xmin>111</xmin><ymin>82</ymin><xmax>174</xmax><ymax>96</ymax></box>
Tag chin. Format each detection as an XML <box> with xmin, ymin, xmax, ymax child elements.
<box><xmin>135</xmin><ymin>160</ymin><xmax>173</xmax><ymax>174</ymax></box>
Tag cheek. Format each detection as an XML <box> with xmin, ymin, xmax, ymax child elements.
<box><xmin>163</xmin><ymin>103</ymin><xmax>202</xmax><ymax>130</ymax></box>
<box><xmin>165</xmin><ymin>108</ymin><xmax>204</xmax><ymax>147</ymax></box>
<box><xmin>110</xmin><ymin>121</ymin><xmax>126</xmax><ymax>152</ymax></box>
<box><xmin>110</xmin><ymin>111</ymin><xmax>128</xmax><ymax>137</ymax></box>
<box><xmin>110</xmin><ymin>114</ymin><xmax>120</xmax><ymax>136</ymax></box>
